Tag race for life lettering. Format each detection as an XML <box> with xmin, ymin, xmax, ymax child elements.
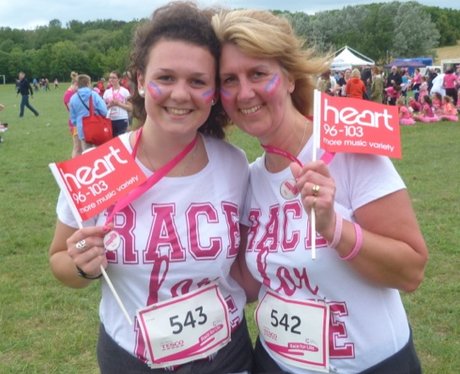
<box><xmin>145</xmin><ymin>204</ymin><xmax>186</xmax><ymax>262</ymax></box>
<box><xmin>329</xmin><ymin>302</ymin><xmax>355</xmax><ymax>358</ymax></box>
<box><xmin>247</xmin><ymin>199</ymin><xmax>355</xmax><ymax>359</ymax></box>
<box><xmin>257</xmin><ymin>205</ymin><xmax>280</xmax><ymax>251</ymax></box>
<box><xmin>187</xmin><ymin>204</ymin><xmax>222</xmax><ymax>259</ymax></box>
<box><xmin>109</xmin><ymin>204</ymin><xmax>138</xmax><ymax>264</ymax></box>
<box><xmin>282</xmin><ymin>202</ymin><xmax>302</xmax><ymax>251</ymax></box>
<box><xmin>107</xmin><ymin>202</ymin><xmax>239</xmax><ymax>264</ymax></box>
<box><xmin>62</xmin><ymin>145</ymin><xmax>129</xmax><ymax>190</ymax></box>
<box><xmin>246</xmin><ymin>201</ymin><xmax>327</xmax><ymax>253</ymax></box>
<box><xmin>221</xmin><ymin>202</ymin><xmax>240</xmax><ymax>258</ymax></box>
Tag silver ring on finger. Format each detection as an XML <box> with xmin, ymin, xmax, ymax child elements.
<box><xmin>75</xmin><ymin>239</ymin><xmax>87</xmax><ymax>251</ymax></box>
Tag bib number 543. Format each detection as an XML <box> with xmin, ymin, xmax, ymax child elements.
<box><xmin>170</xmin><ymin>307</ymin><xmax>208</xmax><ymax>334</ymax></box>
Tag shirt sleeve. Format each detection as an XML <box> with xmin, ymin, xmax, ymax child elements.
<box><xmin>332</xmin><ymin>153</ymin><xmax>406</xmax><ymax>213</ymax></box>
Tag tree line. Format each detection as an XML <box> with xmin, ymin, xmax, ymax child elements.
<box><xmin>0</xmin><ymin>1</ymin><xmax>459</xmax><ymax>83</ymax></box>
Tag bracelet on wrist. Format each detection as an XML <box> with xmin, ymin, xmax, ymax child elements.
<box><xmin>340</xmin><ymin>222</ymin><xmax>363</xmax><ymax>261</ymax></box>
<box><xmin>76</xmin><ymin>265</ymin><xmax>103</xmax><ymax>280</ymax></box>
<box><xmin>328</xmin><ymin>212</ymin><xmax>343</xmax><ymax>249</ymax></box>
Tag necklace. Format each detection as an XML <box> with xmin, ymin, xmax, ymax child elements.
<box><xmin>264</xmin><ymin>120</ymin><xmax>309</xmax><ymax>172</ymax></box>
<box><xmin>177</xmin><ymin>138</ymin><xmax>198</xmax><ymax>176</ymax></box>
<box><xmin>263</xmin><ymin>120</ymin><xmax>309</xmax><ymax>200</ymax></box>
<box><xmin>141</xmin><ymin>135</ymin><xmax>199</xmax><ymax>177</ymax></box>
<box><xmin>297</xmin><ymin>121</ymin><xmax>308</xmax><ymax>156</ymax></box>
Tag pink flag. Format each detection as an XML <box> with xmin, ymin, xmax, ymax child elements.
<box><xmin>49</xmin><ymin>137</ymin><xmax>147</xmax><ymax>221</ymax></box>
<box><xmin>318</xmin><ymin>92</ymin><xmax>401</xmax><ymax>158</ymax></box>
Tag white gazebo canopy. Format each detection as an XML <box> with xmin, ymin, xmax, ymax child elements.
<box><xmin>330</xmin><ymin>46</ymin><xmax>375</xmax><ymax>71</ymax></box>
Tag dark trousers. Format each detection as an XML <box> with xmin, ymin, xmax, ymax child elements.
<box><xmin>253</xmin><ymin>331</ymin><xmax>421</xmax><ymax>374</ymax></box>
<box><xmin>19</xmin><ymin>95</ymin><xmax>39</xmax><ymax>117</ymax></box>
<box><xmin>98</xmin><ymin>317</ymin><xmax>253</xmax><ymax>374</ymax></box>
<box><xmin>111</xmin><ymin>118</ymin><xmax>129</xmax><ymax>137</ymax></box>
<box><xmin>445</xmin><ymin>88</ymin><xmax>458</xmax><ymax>108</ymax></box>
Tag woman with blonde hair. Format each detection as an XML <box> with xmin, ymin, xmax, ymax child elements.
<box><xmin>213</xmin><ymin>8</ymin><xmax>427</xmax><ymax>374</ymax></box>
<box><xmin>63</xmin><ymin>71</ymin><xmax>81</xmax><ymax>157</ymax></box>
<box><xmin>345</xmin><ymin>68</ymin><xmax>367</xmax><ymax>99</ymax></box>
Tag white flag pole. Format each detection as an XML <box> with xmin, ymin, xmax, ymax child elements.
<box><xmin>99</xmin><ymin>266</ymin><xmax>133</xmax><ymax>325</ymax></box>
<box><xmin>311</xmin><ymin>90</ymin><xmax>322</xmax><ymax>260</ymax></box>
<box><xmin>82</xmin><ymin>224</ymin><xmax>132</xmax><ymax>325</ymax></box>
<box><xmin>72</xmin><ymin>217</ymin><xmax>133</xmax><ymax>326</ymax></box>
<box><xmin>50</xmin><ymin>161</ymin><xmax>133</xmax><ymax>325</ymax></box>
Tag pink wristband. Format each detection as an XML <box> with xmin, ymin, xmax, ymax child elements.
<box><xmin>340</xmin><ymin>223</ymin><xmax>363</xmax><ymax>261</ymax></box>
<box><xmin>328</xmin><ymin>213</ymin><xmax>343</xmax><ymax>249</ymax></box>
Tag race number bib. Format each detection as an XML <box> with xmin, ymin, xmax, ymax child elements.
<box><xmin>255</xmin><ymin>289</ymin><xmax>330</xmax><ymax>372</ymax></box>
<box><xmin>137</xmin><ymin>283</ymin><xmax>231</xmax><ymax>368</ymax></box>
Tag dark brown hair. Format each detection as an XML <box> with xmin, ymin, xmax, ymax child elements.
<box><xmin>128</xmin><ymin>1</ymin><xmax>227</xmax><ymax>138</ymax></box>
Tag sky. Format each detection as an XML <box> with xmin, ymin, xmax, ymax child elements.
<box><xmin>0</xmin><ymin>0</ymin><xmax>459</xmax><ymax>30</ymax></box>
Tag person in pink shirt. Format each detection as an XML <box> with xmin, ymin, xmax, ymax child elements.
<box><xmin>413</xmin><ymin>95</ymin><xmax>440</xmax><ymax>123</ymax></box>
<box><xmin>443</xmin><ymin>68</ymin><xmax>458</xmax><ymax>105</ymax></box>
<box><xmin>412</xmin><ymin>68</ymin><xmax>422</xmax><ymax>101</ymax></box>
<box><xmin>439</xmin><ymin>95</ymin><xmax>459</xmax><ymax>122</ymax></box>
<box><xmin>431</xmin><ymin>92</ymin><xmax>443</xmax><ymax>116</ymax></box>
<box><xmin>397</xmin><ymin>97</ymin><xmax>415</xmax><ymax>126</ymax></box>
<box><xmin>408</xmin><ymin>97</ymin><xmax>421</xmax><ymax>113</ymax></box>
<box><xmin>418</xmin><ymin>76</ymin><xmax>429</xmax><ymax>104</ymax></box>
<box><xmin>385</xmin><ymin>83</ymin><xmax>401</xmax><ymax>105</ymax></box>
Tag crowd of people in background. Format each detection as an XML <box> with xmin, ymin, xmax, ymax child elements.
<box><xmin>7</xmin><ymin>68</ymin><xmax>135</xmax><ymax>155</ymax></box>
<box><xmin>9</xmin><ymin>60</ymin><xmax>458</xmax><ymax>155</ymax></box>
<box><xmin>61</xmin><ymin>70</ymin><xmax>134</xmax><ymax>157</ymax></box>
<box><xmin>317</xmin><ymin>64</ymin><xmax>460</xmax><ymax>126</ymax></box>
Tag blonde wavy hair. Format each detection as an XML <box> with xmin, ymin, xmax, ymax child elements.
<box><xmin>211</xmin><ymin>9</ymin><xmax>330</xmax><ymax>116</ymax></box>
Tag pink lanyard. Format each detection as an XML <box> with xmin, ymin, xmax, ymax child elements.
<box><xmin>261</xmin><ymin>116</ymin><xmax>335</xmax><ymax>166</ymax></box>
<box><xmin>261</xmin><ymin>144</ymin><xmax>303</xmax><ymax>167</ymax></box>
<box><xmin>260</xmin><ymin>144</ymin><xmax>335</xmax><ymax>167</ymax></box>
<box><xmin>104</xmin><ymin>129</ymin><xmax>198</xmax><ymax>226</ymax></box>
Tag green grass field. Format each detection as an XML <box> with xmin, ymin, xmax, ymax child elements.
<box><xmin>0</xmin><ymin>84</ymin><xmax>459</xmax><ymax>373</ymax></box>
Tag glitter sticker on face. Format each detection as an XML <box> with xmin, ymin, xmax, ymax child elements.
<box><xmin>147</xmin><ymin>81</ymin><xmax>162</xmax><ymax>100</ymax></box>
<box><xmin>202</xmin><ymin>88</ymin><xmax>215</xmax><ymax>104</ymax></box>
<box><xmin>264</xmin><ymin>73</ymin><xmax>281</xmax><ymax>95</ymax></box>
<box><xmin>220</xmin><ymin>88</ymin><xmax>232</xmax><ymax>102</ymax></box>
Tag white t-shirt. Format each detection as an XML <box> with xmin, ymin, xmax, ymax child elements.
<box><xmin>57</xmin><ymin>132</ymin><xmax>249</xmax><ymax>362</ymax></box>
<box><xmin>103</xmin><ymin>86</ymin><xmax>131</xmax><ymax>120</ymax></box>
<box><xmin>430</xmin><ymin>74</ymin><xmax>446</xmax><ymax>96</ymax></box>
<box><xmin>242</xmin><ymin>137</ymin><xmax>410</xmax><ymax>373</ymax></box>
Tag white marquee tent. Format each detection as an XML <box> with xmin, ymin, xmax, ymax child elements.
<box><xmin>330</xmin><ymin>46</ymin><xmax>375</xmax><ymax>71</ymax></box>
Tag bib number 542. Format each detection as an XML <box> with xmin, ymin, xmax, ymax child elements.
<box><xmin>270</xmin><ymin>309</ymin><xmax>301</xmax><ymax>334</ymax></box>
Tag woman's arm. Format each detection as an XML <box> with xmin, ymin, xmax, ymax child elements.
<box><xmin>291</xmin><ymin>161</ymin><xmax>428</xmax><ymax>292</ymax></box>
<box><xmin>230</xmin><ymin>225</ymin><xmax>261</xmax><ymax>302</ymax></box>
<box><xmin>339</xmin><ymin>190</ymin><xmax>427</xmax><ymax>292</ymax></box>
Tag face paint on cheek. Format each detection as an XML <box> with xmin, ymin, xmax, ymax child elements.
<box><xmin>264</xmin><ymin>73</ymin><xmax>281</xmax><ymax>95</ymax></box>
<box><xmin>147</xmin><ymin>81</ymin><xmax>162</xmax><ymax>100</ymax></box>
<box><xmin>220</xmin><ymin>88</ymin><xmax>233</xmax><ymax>103</ymax></box>
<box><xmin>201</xmin><ymin>88</ymin><xmax>215</xmax><ymax>104</ymax></box>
